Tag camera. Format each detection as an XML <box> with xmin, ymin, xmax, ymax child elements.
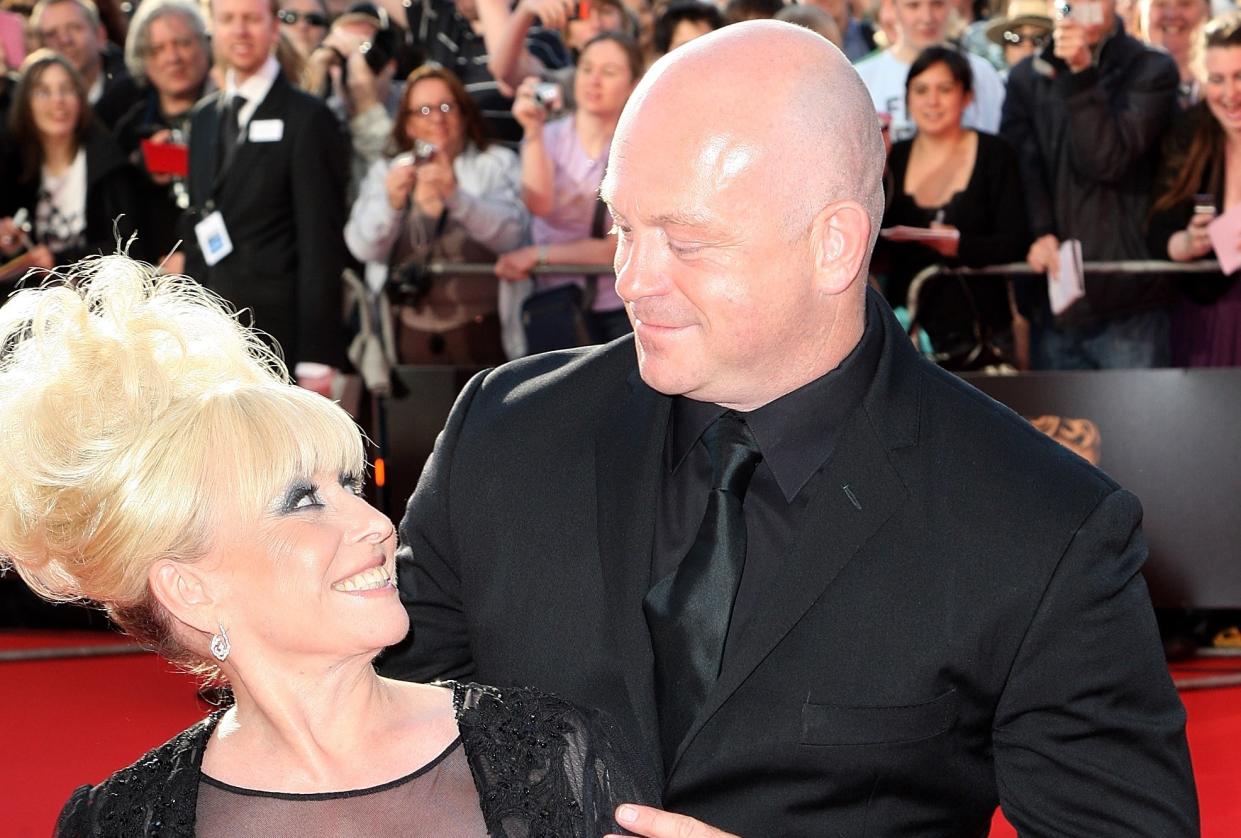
<box><xmin>392</xmin><ymin>139</ymin><xmax>438</xmax><ymax>168</ymax></box>
<box><xmin>534</xmin><ymin>82</ymin><xmax>564</xmax><ymax>113</ymax></box>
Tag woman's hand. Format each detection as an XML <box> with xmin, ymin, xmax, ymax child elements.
<box><xmin>1027</xmin><ymin>233</ymin><xmax>1061</xmax><ymax>279</ymax></box>
<box><xmin>386</xmin><ymin>160</ymin><xmax>419</xmax><ymax>210</ymax></box>
<box><xmin>413</xmin><ymin>155</ymin><xmax>457</xmax><ymax>216</ymax></box>
<box><xmin>512</xmin><ymin>75</ymin><xmax>549</xmax><ymax>135</ymax></box>
<box><xmin>1168</xmin><ymin>212</ymin><xmax>1215</xmax><ymax>262</ymax></box>
<box><xmin>495</xmin><ymin>245</ymin><xmax>540</xmax><ymax>281</ymax></box>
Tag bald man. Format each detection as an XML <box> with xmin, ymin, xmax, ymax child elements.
<box><xmin>382</xmin><ymin>21</ymin><xmax>1198</xmax><ymax>837</ymax></box>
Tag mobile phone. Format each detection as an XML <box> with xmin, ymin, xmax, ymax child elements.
<box><xmin>567</xmin><ymin>0</ymin><xmax>590</xmax><ymax>21</ymax></box>
<box><xmin>1193</xmin><ymin>193</ymin><xmax>1217</xmax><ymax>217</ymax></box>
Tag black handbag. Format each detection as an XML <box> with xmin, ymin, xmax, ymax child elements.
<box><xmin>520</xmin><ymin>198</ymin><xmax>608</xmax><ymax>354</ymax></box>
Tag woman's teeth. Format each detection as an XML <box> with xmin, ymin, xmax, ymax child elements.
<box><xmin>332</xmin><ymin>565</ymin><xmax>395</xmax><ymax>592</ymax></box>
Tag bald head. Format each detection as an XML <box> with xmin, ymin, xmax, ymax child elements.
<box><xmin>610</xmin><ymin>20</ymin><xmax>885</xmax><ymax>264</ymax></box>
<box><xmin>602</xmin><ymin>21</ymin><xmax>888</xmax><ymax>411</ymax></box>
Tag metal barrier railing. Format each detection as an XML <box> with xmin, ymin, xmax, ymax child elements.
<box><xmin>416</xmin><ymin>259</ymin><xmax>1225</xmax><ymax>278</ymax></box>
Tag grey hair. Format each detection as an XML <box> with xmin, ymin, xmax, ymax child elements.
<box><xmin>30</xmin><ymin>0</ymin><xmax>101</xmax><ymax>31</ymax></box>
<box><xmin>124</xmin><ymin>0</ymin><xmax>209</xmax><ymax>80</ymax></box>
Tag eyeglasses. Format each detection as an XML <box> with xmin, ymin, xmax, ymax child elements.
<box><xmin>1002</xmin><ymin>30</ymin><xmax>1050</xmax><ymax>48</ymax></box>
<box><xmin>411</xmin><ymin>102</ymin><xmax>456</xmax><ymax>118</ymax></box>
<box><xmin>277</xmin><ymin>9</ymin><xmax>329</xmax><ymax>26</ymax></box>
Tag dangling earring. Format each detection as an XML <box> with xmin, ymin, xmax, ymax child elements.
<box><xmin>210</xmin><ymin>623</ymin><xmax>231</xmax><ymax>662</ymax></box>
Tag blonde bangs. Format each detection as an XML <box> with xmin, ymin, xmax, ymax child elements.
<box><xmin>192</xmin><ymin>384</ymin><xmax>368</xmax><ymax>533</ymax></box>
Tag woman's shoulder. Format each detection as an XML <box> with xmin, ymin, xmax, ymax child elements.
<box><xmin>54</xmin><ymin>710</ymin><xmax>224</xmax><ymax>837</ymax></box>
<box><xmin>446</xmin><ymin>682</ymin><xmax>659</xmax><ymax>836</ymax></box>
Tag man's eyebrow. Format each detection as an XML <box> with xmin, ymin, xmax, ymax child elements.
<box><xmin>603</xmin><ymin>201</ymin><xmax>723</xmax><ymax>233</ymax></box>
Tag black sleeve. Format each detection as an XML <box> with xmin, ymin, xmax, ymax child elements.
<box><xmin>378</xmin><ymin>369</ymin><xmax>491</xmax><ymax>683</ymax></box>
<box><xmin>1000</xmin><ymin>59</ymin><xmax>1056</xmax><ymax>240</ymax></box>
<box><xmin>957</xmin><ymin>133</ymin><xmax>1030</xmax><ymax>267</ymax></box>
<box><xmin>456</xmin><ymin>683</ymin><xmax>661</xmax><ymax>837</ymax></box>
<box><xmin>53</xmin><ymin>785</ymin><xmax>92</xmax><ymax>838</ymax></box>
<box><xmin>992</xmin><ymin>489</ymin><xmax>1199</xmax><ymax>835</ymax></box>
<box><xmin>290</xmin><ymin>97</ymin><xmax>349</xmax><ymax>368</ymax></box>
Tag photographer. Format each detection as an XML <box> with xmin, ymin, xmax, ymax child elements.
<box><xmin>303</xmin><ymin>2</ymin><xmax>400</xmax><ymax>197</ymax></box>
<box><xmin>344</xmin><ymin>65</ymin><xmax>526</xmax><ymax>365</ymax></box>
<box><xmin>494</xmin><ymin>32</ymin><xmax>641</xmax><ymax>355</ymax></box>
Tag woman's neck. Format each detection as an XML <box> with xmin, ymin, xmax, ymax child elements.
<box><xmin>575</xmin><ymin>110</ymin><xmax>618</xmax><ymax>159</ymax></box>
<box><xmin>912</xmin><ymin>125</ymin><xmax>968</xmax><ymax>153</ymax></box>
<box><xmin>213</xmin><ymin>652</ymin><xmax>401</xmax><ymax>783</ymax></box>
<box><xmin>41</xmin><ymin>137</ymin><xmax>77</xmax><ymax>174</ymax></box>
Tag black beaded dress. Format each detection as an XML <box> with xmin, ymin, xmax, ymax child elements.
<box><xmin>54</xmin><ymin>683</ymin><xmax>659</xmax><ymax>837</ymax></box>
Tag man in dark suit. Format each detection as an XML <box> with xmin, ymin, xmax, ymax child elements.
<box><xmin>381</xmin><ymin>20</ymin><xmax>1198</xmax><ymax>837</ymax></box>
<box><xmin>184</xmin><ymin>0</ymin><xmax>348</xmax><ymax>384</ymax></box>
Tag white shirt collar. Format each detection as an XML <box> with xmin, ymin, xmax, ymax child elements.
<box><xmin>225</xmin><ymin>54</ymin><xmax>280</xmax><ymax>128</ymax></box>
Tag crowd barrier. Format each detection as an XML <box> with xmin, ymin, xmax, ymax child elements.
<box><xmin>365</xmin><ymin>258</ymin><xmax>1241</xmax><ymax>612</ymax></box>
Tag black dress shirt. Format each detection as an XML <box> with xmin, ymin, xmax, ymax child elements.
<box><xmin>653</xmin><ymin>293</ymin><xmax>885</xmax><ymax>666</ymax></box>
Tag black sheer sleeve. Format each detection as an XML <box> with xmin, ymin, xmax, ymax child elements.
<box><xmin>453</xmin><ymin>682</ymin><xmax>661</xmax><ymax>838</ymax></box>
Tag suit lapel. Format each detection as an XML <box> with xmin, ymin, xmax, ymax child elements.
<box><xmin>190</xmin><ymin>97</ymin><xmax>221</xmax><ymax>205</ymax></box>
<box><xmin>667</xmin><ymin>293</ymin><xmax>923</xmax><ymax>776</ymax></box>
<box><xmin>213</xmin><ymin>74</ymin><xmax>290</xmax><ymax>196</ymax></box>
<box><xmin>595</xmin><ymin>369</ymin><xmax>671</xmax><ymax>781</ymax></box>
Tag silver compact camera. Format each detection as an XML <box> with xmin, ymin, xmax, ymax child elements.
<box><xmin>533</xmin><ymin>82</ymin><xmax>563</xmax><ymax>113</ymax></box>
<box><xmin>393</xmin><ymin>138</ymin><xmax>438</xmax><ymax>168</ymax></box>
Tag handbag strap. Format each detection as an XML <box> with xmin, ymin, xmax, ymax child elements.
<box><xmin>580</xmin><ymin>196</ymin><xmax>609</xmax><ymax>307</ymax></box>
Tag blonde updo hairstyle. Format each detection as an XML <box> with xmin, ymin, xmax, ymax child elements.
<box><xmin>0</xmin><ymin>256</ymin><xmax>365</xmax><ymax>675</ymax></box>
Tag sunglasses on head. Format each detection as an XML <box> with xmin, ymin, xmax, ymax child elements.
<box><xmin>278</xmin><ymin>9</ymin><xmax>329</xmax><ymax>26</ymax></box>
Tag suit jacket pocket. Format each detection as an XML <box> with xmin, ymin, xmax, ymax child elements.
<box><xmin>801</xmin><ymin>688</ymin><xmax>958</xmax><ymax>746</ymax></box>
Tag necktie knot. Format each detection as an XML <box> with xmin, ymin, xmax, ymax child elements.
<box><xmin>706</xmin><ymin>411</ymin><xmax>762</xmax><ymax>500</ymax></box>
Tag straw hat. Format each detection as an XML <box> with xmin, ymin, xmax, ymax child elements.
<box><xmin>984</xmin><ymin>0</ymin><xmax>1054</xmax><ymax>45</ymax></box>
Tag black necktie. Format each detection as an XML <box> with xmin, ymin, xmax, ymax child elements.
<box><xmin>218</xmin><ymin>95</ymin><xmax>246</xmax><ymax>166</ymax></box>
<box><xmin>644</xmin><ymin>410</ymin><xmax>762</xmax><ymax>769</ymax></box>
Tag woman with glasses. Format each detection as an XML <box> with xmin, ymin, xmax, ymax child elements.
<box><xmin>344</xmin><ymin>65</ymin><xmax>526</xmax><ymax>365</ymax></box>
<box><xmin>0</xmin><ymin>49</ymin><xmax>140</xmax><ymax>273</ymax></box>
<box><xmin>875</xmin><ymin>46</ymin><xmax>1030</xmax><ymax>370</ymax></box>
<box><xmin>0</xmin><ymin>254</ymin><xmax>657</xmax><ymax>837</ymax></box>
<box><xmin>495</xmin><ymin>32</ymin><xmax>643</xmax><ymax>356</ymax></box>
<box><xmin>1148</xmin><ymin>12</ymin><xmax>1241</xmax><ymax>366</ymax></box>
<box><xmin>278</xmin><ymin>0</ymin><xmax>331</xmax><ymax>59</ymax></box>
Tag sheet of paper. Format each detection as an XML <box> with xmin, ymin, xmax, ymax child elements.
<box><xmin>1048</xmin><ymin>239</ymin><xmax>1085</xmax><ymax>316</ymax></box>
<box><xmin>1207</xmin><ymin>203</ymin><xmax>1241</xmax><ymax>275</ymax></box>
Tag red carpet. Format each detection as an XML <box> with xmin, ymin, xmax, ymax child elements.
<box><xmin>2</xmin><ymin>630</ymin><xmax>1238</xmax><ymax>836</ymax></box>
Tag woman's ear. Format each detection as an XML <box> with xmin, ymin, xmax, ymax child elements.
<box><xmin>148</xmin><ymin>559</ymin><xmax>217</xmax><ymax>636</ymax></box>
<box><xmin>809</xmin><ymin>198</ymin><xmax>872</xmax><ymax>297</ymax></box>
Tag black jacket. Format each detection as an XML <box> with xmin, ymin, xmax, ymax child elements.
<box><xmin>1001</xmin><ymin>21</ymin><xmax>1178</xmax><ymax>321</ymax></box>
<box><xmin>381</xmin><ymin>288</ymin><xmax>1198</xmax><ymax>835</ymax></box>
<box><xmin>183</xmin><ymin>72</ymin><xmax>349</xmax><ymax>369</ymax></box>
<box><xmin>1</xmin><ymin>123</ymin><xmax>142</xmax><ymax>263</ymax></box>
<box><xmin>54</xmin><ymin>683</ymin><xmax>658</xmax><ymax>837</ymax></box>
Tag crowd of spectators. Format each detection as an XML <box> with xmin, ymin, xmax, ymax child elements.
<box><xmin>1</xmin><ymin>0</ymin><xmax>1240</xmax><ymax>377</ymax></box>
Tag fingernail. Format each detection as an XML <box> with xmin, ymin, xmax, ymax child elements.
<box><xmin>617</xmin><ymin>804</ymin><xmax>638</xmax><ymax>823</ymax></box>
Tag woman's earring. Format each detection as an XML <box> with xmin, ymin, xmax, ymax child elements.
<box><xmin>210</xmin><ymin>623</ymin><xmax>231</xmax><ymax>662</ymax></box>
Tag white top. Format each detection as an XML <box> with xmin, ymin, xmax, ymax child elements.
<box><xmin>345</xmin><ymin>144</ymin><xmax>528</xmax><ymax>293</ymax></box>
<box><xmin>37</xmin><ymin>147</ymin><xmax>87</xmax><ymax>254</ymax></box>
<box><xmin>854</xmin><ymin>49</ymin><xmax>1006</xmax><ymax>143</ymax></box>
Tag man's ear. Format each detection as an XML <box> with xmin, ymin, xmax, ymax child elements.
<box><xmin>148</xmin><ymin>559</ymin><xmax>218</xmax><ymax>636</ymax></box>
<box><xmin>809</xmin><ymin>198</ymin><xmax>871</xmax><ymax>296</ymax></box>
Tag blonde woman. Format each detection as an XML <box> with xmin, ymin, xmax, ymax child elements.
<box><xmin>0</xmin><ymin>255</ymin><xmax>655</xmax><ymax>836</ymax></box>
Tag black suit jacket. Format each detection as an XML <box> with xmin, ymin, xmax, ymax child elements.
<box><xmin>382</xmin><ymin>292</ymin><xmax>1198</xmax><ymax>836</ymax></box>
<box><xmin>184</xmin><ymin>73</ymin><xmax>348</xmax><ymax>369</ymax></box>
